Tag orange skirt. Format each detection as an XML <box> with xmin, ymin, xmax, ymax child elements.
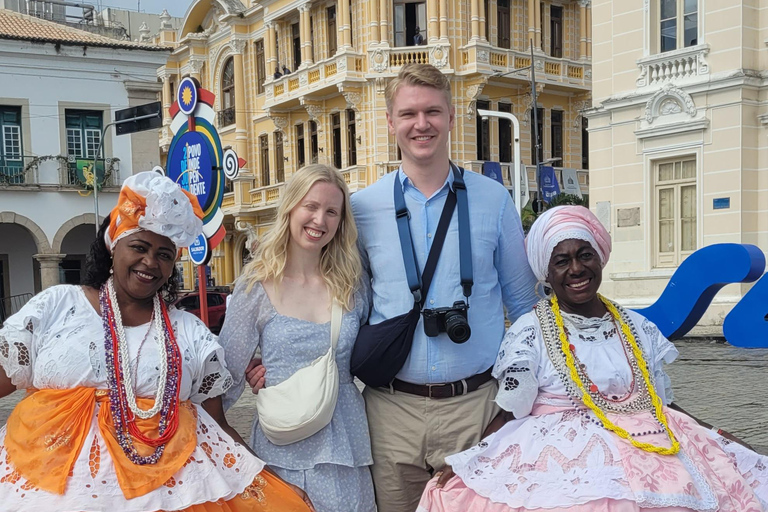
<box><xmin>158</xmin><ymin>471</ymin><xmax>310</xmax><ymax>512</ymax></box>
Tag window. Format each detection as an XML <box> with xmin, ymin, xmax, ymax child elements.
<box><xmin>655</xmin><ymin>158</ymin><xmax>696</xmax><ymax>267</ymax></box>
<box><xmin>660</xmin><ymin>0</ymin><xmax>697</xmax><ymax>53</ymax></box>
<box><xmin>296</xmin><ymin>124</ymin><xmax>306</xmax><ymax>168</ymax></box>
<box><xmin>347</xmin><ymin>109</ymin><xmax>357</xmax><ymax>167</ymax></box>
<box><xmin>551</xmin><ymin>110</ymin><xmax>563</xmax><ymax>162</ymax></box>
<box><xmin>259</xmin><ymin>134</ymin><xmax>270</xmax><ymax>186</ymax></box>
<box><xmin>498</xmin><ymin>103</ymin><xmax>512</xmax><ymax>163</ymax></box>
<box><xmin>393</xmin><ymin>0</ymin><xmax>426</xmax><ymax>47</ymax></box>
<box><xmin>275</xmin><ymin>131</ymin><xmax>285</xmax><ymax>183</ymax></box>
<box><xmin>540</xmin><ymin>2</ymin><xmax>545</xmax><ymax>51</ymax></box>
<box><xmin>476</xmin><ymin>100</ymin><xmax>490</xmax><ymax>161</ymax></box>
<box><xmin>497</xmin><ymin>0</ymin><xmax>510</xmax><ymax>49</ymax></box>
<box><xmin>292</xmin><ymin>22</ymin><xmax>302</xmax><ymax>71</ymax></box>
<box><xmin>220</xmin><ymin>57</ymin><xmax>236</xmax><ymax>126</ymax></box>
<box><xmin>255</xmin><ymin>39</ymin><xmax>266</xmax><ymax>94</ymax></box>
<box><xmin>581</xmin><ymin>116</ymin><xmax>589</xmax><ymax>169</ymax></box>
<box><xmin>327</xmin><ymin>6</ymin><xmax>337</xmax><ymax>56</ymax></box>
<box><xmin>349</xmin><ymin>0</ymin><xmax>355</xmax><ymax>47</ymax></box>
<box><xmin>66</xmin><ymin>109</ymin><xmax>103</xmax><ymax>186</ymax></box>
<box><xmin>530</xmin><ymin>107</ymin><xmax>543</xmax><ymax>164</ymax></box>
<box><xmin>550</xmin><ymin>5</ymin><xmax>563</xmax><ymax>58</ymax></box>
<box><xmin>0</xmin><ymin>106</ymin><xmax>23</xmax><ymax>184</ymax></box>
<box><xmin>331</xmin><ymin>112</ymin><xmax>342</xmax><ymax>169</ymax></box>
<box><xmin>310</xmin><ymin>17</ymin><xmax>316</xmax><ymax>61</ymax></box>
<box><xmin>484</xmin><ymin>0</ymin><xmax>490</xmax><ymax>41</ymax></box>
<box><xmin>310</xmin><ymin>120</ymin><xmax>319</xmax><ymax>164</ymax></box>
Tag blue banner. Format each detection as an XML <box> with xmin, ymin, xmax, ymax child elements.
<box><xmin>539</xmin><ymin>165</ymin><xmax>561</xmax><ymax>203</ymax></box>
<box><xmin>482</xmin><ymin>161</ymin><xmax>504</xmax><ymax>185</ymax></box>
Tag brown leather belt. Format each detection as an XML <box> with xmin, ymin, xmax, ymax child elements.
<box><xmin>388</xmin><ymin>368</ymin><xmax>494</xmax><ymax>399</ymax></box>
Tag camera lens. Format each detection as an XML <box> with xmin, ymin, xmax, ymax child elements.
<box><xmin>445</xmin><ymin>312</ymin><xmax>471</xmax><ymax>344</ymax></box>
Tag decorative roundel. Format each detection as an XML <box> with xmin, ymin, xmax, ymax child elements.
<box><xmin>177</xmin><ymin>77</ymin><xmax>199</xmax><ymax>116</ymax></box>
<box><xmin>222</xmin><ymin>148</ymin><xmax>240</xmax><ymax>181</ymax></box>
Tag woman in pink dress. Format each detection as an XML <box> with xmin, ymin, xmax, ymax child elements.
<box><xmin>418</xmin><ymin>205</ymin><xmax>768</xmax><ymax>512</ymax></box>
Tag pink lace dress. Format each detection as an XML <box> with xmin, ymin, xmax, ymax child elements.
<box><xmin>418</xmin><ymin>305</ymin><xmax>768</xmax><ymax>512</ymax></box>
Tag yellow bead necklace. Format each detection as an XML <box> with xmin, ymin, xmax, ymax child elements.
<box><xmin>551</xmin><ymin>294</ymin><xmax>680</xmax><ymax>456</ymax></box>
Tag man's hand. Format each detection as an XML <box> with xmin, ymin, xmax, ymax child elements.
<box><xmin>245</xmin><ymin>358</ymin><xmax>266</xmax><ymax>394</ymax></box>
<box><xmin>434</xmin><ymin>465</ymin><xmax>454</xmax><ymax>488</ymax></box>
<box><xmin>286</xmin><ymin>482</ymin><xmax>316</xmax><ymax>511</ymax></box>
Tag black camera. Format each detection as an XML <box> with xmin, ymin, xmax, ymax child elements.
<box><xmin>422</xmin><ymin>301</ymin><xmax>471</xmax><ymax>344</ymax></box>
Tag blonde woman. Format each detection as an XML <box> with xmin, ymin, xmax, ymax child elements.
<box><xmin>212</xmin><ymin>165</ymin><xmax>376</xmax><ymax>512</ymax></box>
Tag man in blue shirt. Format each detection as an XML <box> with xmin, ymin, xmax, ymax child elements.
<box><xmin>351</xmin><ymin>63</ymin><xmax>538</xmax><ymax>512</ymax></box>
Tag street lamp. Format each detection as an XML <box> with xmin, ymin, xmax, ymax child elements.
<box><xmin>476</xmin><ymin>108</ymin><xmax>522</xmax><ymax>218</ymax></box>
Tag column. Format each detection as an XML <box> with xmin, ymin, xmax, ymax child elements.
<box><xmin>528</xmin><ymin>0</ymin><xmax>535</xmax><ymax>48</ymax></box>
<box><xmin>299</xmin><ymin>4</ymin><xmax>313</xmax><ymax>66</ymax></box>
<box><xmin>586</xmin><ymin>3</ymin><xmax>592</xmax><ymax>58</ymax></box>
<box><xmin>427</xmin><ymin>0</ymin><xmax>439</xmax><ymax>43</ymax></box>
<box><xmin>161</xmin><ymin>71</ymin><xmax>172</xmax><ymax>124</ymax></box>
<box><xmin>379</xmin><ymin>0</ymin><xmax>389</xmax><ymax>44</ymax></box>
<box><xmin>231</xmin><ymin>39</ymin><xmax>248</xmax><ymax>173</ymax></box>
<box><xmin>479</xmin><ymin>0</ymin><xmax>486</xmax><ymax>41</ymax></box>
<box><xmin>534</xmin><ymin>0</ymin><xmax>542</xmax><ymax>50</ymax></box>
<box><xmin>439</xmin><ymin>0</ymin><xmax>448</xmax><ymax>40</ymax></box>
<box><xmin>223</xmin><ymin>235</ymin><xmax>234</xmax><ymax>285</ymax></box>
<box><xmin>265</xmin><ymin>22</ymin><xmax>277</xmax><ymax>77</ymax></box>
<box><xmin>340</xmin><ymin>0</ymin><xmax>352</xmax><ymax>48</ymax></box>
<box><xmin>369</xmin><ymin>0</ymin><xmax>379</xmax><ymax>43</ymax></box>
<box><xmin>579</xmin><ymin>0</ymin><xmax>587</xmax><ymax>60</ymax></box>
<box><xmin>34</xmin><ymin>254</ymin><xmax>64</xmax><ymax>290</ymax></box>
<box><xmin>470</xmin><ymin>0</ymin><xmax>480</xmax><ymax>40</ymax></box>
<box><xmin>188</xmin><ymin>57</ymin><xmax>204</xmax><ymax>81</ymax></box>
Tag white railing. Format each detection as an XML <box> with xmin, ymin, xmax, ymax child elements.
<box><xmin>368</xmin><ymin>43</ymin><xmax>451</xmax><ymax>75</ymax></box>
<box><xmin>636</xmin><ymin>44</ymin><xmax>709</xmax><ymax>88</ymax></box>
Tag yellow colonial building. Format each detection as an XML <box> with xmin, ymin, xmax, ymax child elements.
<box><xmin>155</xmin><ymin>0</ymin><xmax>593</xmax><ymax>290</ymax></box>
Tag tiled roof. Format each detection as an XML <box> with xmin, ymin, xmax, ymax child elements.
<box><xmin>0</xmin><ymin>8</ymin><xmax>169</xmax><ymax>51</ymax></box>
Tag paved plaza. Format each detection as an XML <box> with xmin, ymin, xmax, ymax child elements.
<box><xmin>0</xmin><ymin>339</ymin><xmax>766</xmax><ymax>454</ymax></box>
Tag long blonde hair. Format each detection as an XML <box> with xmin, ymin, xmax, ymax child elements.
<box><xmin>241</xmin><ymin>164</ymin><xmax>361</xmax><ymax>309</ymax></box>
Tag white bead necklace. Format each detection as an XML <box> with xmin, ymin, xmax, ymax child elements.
<box><xmin>107</xmin><ymin>277</ymin><xmax>168</xmax><ymax>419</ymax></box>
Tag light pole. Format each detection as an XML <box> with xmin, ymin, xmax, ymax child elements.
<box><xmin>477</xmin><ymin>108</ymin><xmax>523</xmax><ymax>218</ymax></box>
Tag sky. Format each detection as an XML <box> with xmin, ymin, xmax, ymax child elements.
<box><xmin>93</xmin><ymin>0</ymin><xmax>193</xmax><ymax>18</ymax></box>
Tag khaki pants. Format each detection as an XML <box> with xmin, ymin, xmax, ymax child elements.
<box><xmin>363</xmin><ymin>380</ymin><xmax>499</xmax><ymax>512</ymax></box>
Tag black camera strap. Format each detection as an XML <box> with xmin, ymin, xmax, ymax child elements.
<box><xmin>393</xmin><ymin>163</ymin><xmax>473</xmax><ymax>307</ymax></box>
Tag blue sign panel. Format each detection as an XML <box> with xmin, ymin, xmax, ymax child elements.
<box><xmin>540</xmin><ymin>166</ymin><xmax>561</xmax><ymax>204</ymax></box>
<box><xmin>167</xmin><ymin>131</ymin><xmax>216</xmax><ymax>212</ymax></box>
<box><xmin>713</xmin><ymin>197</ymin><xmax>730</xmax><ymax>210</ymax></box>
<box><xmin>188</xmin><ymin>233</ymin><xmax>211</xmax><ymax>266</ymax></box>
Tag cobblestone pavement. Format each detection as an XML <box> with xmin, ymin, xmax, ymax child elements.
<box><xmin>1</xmin><ymin>339</ymin><xmax>766</xmax><ymax>454</ymax></box>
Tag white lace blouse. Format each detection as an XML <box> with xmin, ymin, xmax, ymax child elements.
<box><xmin>493</xmin><ymin>307</ymin><xmax>678</xmax><ymax>418</ymax></box>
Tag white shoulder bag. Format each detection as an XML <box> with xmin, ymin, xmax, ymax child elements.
<box><xmin>256</xmin><ymin>300</ymin><xmax>342</xmax><ymax>445</ymax></box>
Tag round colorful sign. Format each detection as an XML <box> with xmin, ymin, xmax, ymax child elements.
<box><xmin>177</xmin><ymin>77</ymin><xmax>198</xmax><ymax>116</ymax></box>
<box><xmin>168</xmin><ymin>131</ymin><xmax>216</xmax><ymax>213</ymax></box>
<box><xmin>188</xmin><ymin>233</ymin><xmax>211</xmax><ymax>266</ymax></box>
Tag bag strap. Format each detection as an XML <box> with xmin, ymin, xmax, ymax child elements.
<box><xmin>451</xmin><ymin>163</ymin><xmax>474</xmax><ymax>299</ymax></box>
<box><xmin>418</xmin><ymin>190</ymin><xmax>456</xmax><ymax>307</ymax></box>
<box><xmin>330</xmin><ymin>300</ymin><xmax>343</xmax><ymax>352</ymax></box>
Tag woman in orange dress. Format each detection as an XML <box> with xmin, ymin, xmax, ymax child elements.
<box><xmin>0</xmin><ymin>171</ymin><xmax>313</xmax><ymax>511</ymax></box>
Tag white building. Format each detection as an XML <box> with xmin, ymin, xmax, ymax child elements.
<box><xmin>588</xmin><ymin>0</ymin><xmax>768</xmax><ymax>327</ymax></box>
<box><xmin>0</xmin><ymin>8</ymin><xmax>169</xmax><ymax>321</ymax></box>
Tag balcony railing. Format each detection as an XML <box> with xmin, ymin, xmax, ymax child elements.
<box><xmin>265</xmin><ymin>52</ymin><xmax>365</xmax><ymax>108</ymax></box>
<box><xmin>460</xmin><ymin>43</ymin><xmax>590</xmax><ymax>88</ymax></box>
<box><xmin>0</xmin><ymin>161</ymin><xmax>29</xmax><ymax>185</ymax></box>
<box><xmin>368</xmin><ymin>44</ymin><xmax>451</xmax><ymax>75</ymax></box>
<box><xmin>218</xmin><ymin>107</ymin><xmax>236</xmax><ymax>128</ymax></box>
<box><xmin>248</xmin><ymin>182</ymin><xmax>285</xmax><ymax>209</ymax></box>
<box><xmin>636</xmin><ymin>44</ymin><xmax>709</xmax><ymax>88</ymax></box>
<box><xmin>340</xmin><ymin>165</ymin><xmax>367</xmax><ymax>192</ymax></box>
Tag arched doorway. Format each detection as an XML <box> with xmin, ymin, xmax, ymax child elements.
<box><xmin>59</xmin><ymin>223</ymin><xmax>96</xmax><ymax>285</ymax></box>
<box><xmin>0</xmin><ymin>222</ymin><xmax>43</xmax><ymax>322</ymax></box>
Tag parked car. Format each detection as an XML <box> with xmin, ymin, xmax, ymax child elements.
<box><xmin>173</xmin><ymin>291</ymin><xmax>229</xmax><ymax>334</ymax></box>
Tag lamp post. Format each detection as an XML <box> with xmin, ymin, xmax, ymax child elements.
<box><xmin>476</xmin><ymin>108</ymin><xmax>522</xmax><ymax>218</ymax></box>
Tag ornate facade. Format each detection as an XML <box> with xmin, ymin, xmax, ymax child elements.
<box><xmin>156</xmin><ymin>0</ymin><xmax>592</xmax><ymax>290</ymax></box>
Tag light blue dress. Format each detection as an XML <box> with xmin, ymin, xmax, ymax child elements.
<box><xmin>220</xmin><ymin>279</ymin><xmax>375</xmax><ymax>512</ymax></box>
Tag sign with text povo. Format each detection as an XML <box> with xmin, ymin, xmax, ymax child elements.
<box><xmin>166</xmin><ymin>77</ymin><xmax>245</xmax><ymax>265</ymax></box>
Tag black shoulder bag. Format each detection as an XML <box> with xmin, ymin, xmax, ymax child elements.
<box><xmin>351</xmin><ymin>164</ymin><xmax>472</xmax><ymax>387</ymax></box>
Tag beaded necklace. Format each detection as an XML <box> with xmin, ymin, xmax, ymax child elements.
<box><xmin>536</xmin><ymin>295</ymin><xmax>680</xmax><ymax>455</ymax></box>
<box><xmin>100</xmin><ymin>278</ymin><xmax>182</xmax><ymax>464</ymax></box>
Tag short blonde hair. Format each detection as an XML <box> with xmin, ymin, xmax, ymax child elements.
<box><xmin>241</xmin><ymin>164</ymin><xmax>361</xmax><ymax>309</ymax></box>
<box><xmin>385</xmin><ymin>63</ymin><xmax>452</xmax><ymax>112</ymax></box>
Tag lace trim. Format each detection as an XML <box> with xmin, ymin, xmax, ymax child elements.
<box><xmin>634</xmin><ymin>449</ymin><xmax>718</xmax><ymax>511</ymax></box>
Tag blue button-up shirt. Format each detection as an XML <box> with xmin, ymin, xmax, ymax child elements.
<box><xmin>351</xmin><ymin>167</ymin><xmax>538</xmax><ymax>384</ymax></box>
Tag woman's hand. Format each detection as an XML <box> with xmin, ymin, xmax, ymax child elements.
<box><xmin>434</xmin><ymin>465</ymin><xmax>454</xmax><ymax>489</ymax></box>
<box><xmin>286</xmin><ymin>482</ymin><xmax>316</xmax><ymax>511</ymax></box>
<box><xmin>245</xmin><ymin>358</ymin><xmax>266</xmax><ymax>394</ymax></box>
